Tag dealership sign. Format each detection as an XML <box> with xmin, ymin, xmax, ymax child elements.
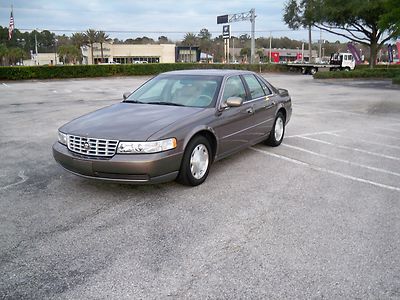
<box><xmin>222</xmin><ymin>25</ymin><xmax>230</xmax><ymax>39</ymax></box>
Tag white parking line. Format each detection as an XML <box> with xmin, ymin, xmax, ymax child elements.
<box><xmin>373</xmin><ymin>127</ymin><xmax>400</xmax><ymax>134</ymax></box>
<box><xmin>0</xmin><ymin>170</ymin><xmax>28</xmax><ymax>191</ymax></box>
<box><xmin>323</xmin><ymin>132</ymin><xmax>400</xmax><ymax>150</ymax></box>
<box><xmin>349</xmin><ymin>130</ymin><xmax>400</xmax><ymax>141</ymax></box>
<box><xmin>250</xmin><ymin>147</ymin><xmax>400</xmax><ymax>192</ymax></box>
<box><xmin>298</xmin><ymin>106</ymin><xmax>400</xmax><ymax>122</ymax></box>
<box><xmin>299</xmin><ymin>136</ymin><xmax>400</xmax><ymax>161</ymax></box>
<box><xmin>282</xmin><ymin>143</ymin><xmax>400</xmax><ymax>178</ymax></box>
<box><xmin>2</xmin><ymin>83</ymin><xmax>9</xmax><ymax>87</ymax></box>
<box><xmin>295</xmin><ymin>111</ymin><xmax>336</xmax><ymax>116</ymax></box>
<box><xmin>286</xmin><ymin>130</ymin><xmax>345</xmax><ymax>138</ymax></box>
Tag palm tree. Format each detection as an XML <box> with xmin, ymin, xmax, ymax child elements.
<box><xmin>198</xmin><ymin>29</ymin><xmax>212</xmax><ymax>63</ymax></box>
<box><xmin>182</xmin><ymin>32</ymin><xmax>197</xmax><ymax>62</ymax></box>
<box><xmin>58</xmin><ymin>45</ymin><xmax>82</xmax><ymax>65</ymax></box>
<box><xmin>96</xmin><ymin>31</ymin><xmax>110</xmax><ymax>63</ymax></box>
<box><xmin>71</xmin><ymin>33</ymin><xmax>87</xmax><ymax>64</ymax></box>
<box><xmin>84</xmin><ymin>29</ymin><xmax>98</xmax><ymax>64</ymax></box>
<box><xmin>71</xmin><ymin>32</ymin><xmax>87</xmax><ymax>48</ymax></box>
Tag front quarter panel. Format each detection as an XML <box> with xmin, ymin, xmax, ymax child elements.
<box><xmin>147</xmin><ymin>108</ymin><xmax>218</xmax><ymax>153</ymax></box>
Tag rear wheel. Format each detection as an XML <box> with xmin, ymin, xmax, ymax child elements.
<box><xmin>265</xmin><ymin>112</ymin><xmax>285</xmax><ymax>147</ymax></box>
<box><xmin>177</xmin><ymin>136</ymin><xmax>212</xmax><ymax>186</ymax></box>
<box><xmin>310</xmin><ymin>67</ymin><xmax>318</xmax><ymax>75</ymax></box>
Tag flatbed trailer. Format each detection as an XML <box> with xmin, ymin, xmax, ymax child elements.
<box><xmin>286</xmin><ymin>53</ymin><xmax>356</xmax><ymax>75</ymax></box>
<box><xmin>286</xmin><ymin>63</ymin><xmax>346</xmax><ymax>75</ymax></box>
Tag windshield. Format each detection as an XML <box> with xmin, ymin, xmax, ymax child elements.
<box><xmin>125</xmin><ymin>75</ymin><xmax>222</xmax><ymax>108</ymax></box>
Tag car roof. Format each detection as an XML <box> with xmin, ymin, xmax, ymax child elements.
<box><xmin>162</xmin><ymin>69</ymin><xmax>255</xmax><ymax>77</ymax></box>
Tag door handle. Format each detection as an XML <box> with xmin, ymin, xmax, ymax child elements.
<box><xmin>264</xmin><ymin>96</ymin><xmax>275</xmax><ymax>108</ymax></box>
<box><xmin>246</xmin><ymin>107</ymin><xmax>254</xmax><ymax>114</ymax></box>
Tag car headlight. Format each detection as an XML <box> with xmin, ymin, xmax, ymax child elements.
<box><xmin>58</xmin><ymin>131</ymin><xmax>67</xmax><ymax>145</ymax></box>
<box><xmin>117</xmin><ymin>138</ymin><xmax>177</xmax><ymax>154</ymax></box>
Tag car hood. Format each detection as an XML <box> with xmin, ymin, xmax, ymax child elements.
<box><xmin>60</xmin><ymin>102</ymin><xmax>204</xmax><ymax>141</ymax></box>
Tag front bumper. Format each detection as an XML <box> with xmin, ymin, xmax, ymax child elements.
<box><xmin>52</xmin><ymin>142</ymin><xmax>183</xmax><ymax>184</ymax></box>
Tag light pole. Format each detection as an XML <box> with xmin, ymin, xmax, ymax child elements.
<box><xmin>54</xmin><ymin>38</ymin><xmax>58</xmax><ymax>65</ymax></box>
<box><xmin>16</xmin><ymin>38</ymin><xmax>26</xmax><ymax>65</ymax></box>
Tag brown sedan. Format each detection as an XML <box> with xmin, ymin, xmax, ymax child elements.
<box><xmin>53</xmin><ymin>69</ymin><xmax>292</xmax><ymax>186</ymax></box>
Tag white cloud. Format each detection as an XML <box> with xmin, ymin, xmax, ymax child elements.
<box><xmin>0</xmin><ymin>0</ymin><xmax>344</xmax><ymax>42</ymax></box>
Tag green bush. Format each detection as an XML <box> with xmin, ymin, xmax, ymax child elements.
<box><xmin>355</xmin><ymin>64</ymin><xmax>400</xmax><ymax>70</ymax></box>
<box><xmin>313</xmin><ymin>68</ymin><xmax>400</xmax><ymax>80</ymax></box>
<box><xmin>393</xmin><ymin>76</ymin><xmax>400</xmax><ymax>85</ymax></box>
<box><xmin>0</xmin><ymin>63</ymin><xmax>288</xmax><ymax>80</ymax></box>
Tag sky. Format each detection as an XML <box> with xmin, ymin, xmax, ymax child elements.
<box><xmin>0</xmin><ymin>0</ymin><xmax>340</xmax><ymax>42</ymax></box>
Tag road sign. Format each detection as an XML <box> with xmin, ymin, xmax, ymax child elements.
<box><xmin>222</xmin><ymin>25</ymin><xmax>230</xmax><ymax>39</ymax></box>
<box><xmin>217</xmin><ymin>15</ymin><xmax>229</xmax><ymax>24</ymax></box>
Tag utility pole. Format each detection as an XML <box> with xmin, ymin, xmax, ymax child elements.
<box><xmin>308</xmin><ymin>25</ymin><xmax>312</xmax><ymax>63</ymax></box>
<box><xmin>269</xmin><ymin>32</ymin><xmax>272</xmax><ymax>63</ymax></box>
<box><xmin>250</xmin><ymin>8</ymin><xmax>256</xmax><ymax>64</ymax></box>
<box><xmin>54</xmin><ymin>38</ymin><xmax>58</xmax><ymax>65</ymax></box>
<box><xmin>35</xmin><ymin>32</ymin><xmax>39</xmax><ymax>65</ymax></box>
<box><xmin>319</xmin><ymin>30</ymin><xmax>322</xmax><ymax>62</ymax></box>
<box><xmin>232</xmin><ymin>36</ymin><xmax>235</xmax><ymax>63</ymax></box>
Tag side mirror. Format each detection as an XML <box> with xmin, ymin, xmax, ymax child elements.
<box><xmin>226</xmin><ymin>96</ymin><xmax>243</xmax><ymax>107</ymax></box>
<box><xmin>123</xmin><ymin>92</ymin><xmax>131</xmax><ymax>100</ymax></box>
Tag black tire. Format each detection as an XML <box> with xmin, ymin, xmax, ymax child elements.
<box><xmin>310</xmin><ymin>67</ymin><xmax>318</xmax><ymax>75</ymax></box>
<box><xmin>176</xmin><ymin>136</ymin><xmax>212</xmax><ymax>186</ymax></box>
<box><xmin>265</xmin><ymin>112</ymin><xmax>285</xmax><ymax>147</ymax></box>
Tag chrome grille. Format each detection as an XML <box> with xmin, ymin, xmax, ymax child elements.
<box><xmin>67</xmin><ymin>135</ymin><xmax>119</xmax><ymax>157</ymax></box>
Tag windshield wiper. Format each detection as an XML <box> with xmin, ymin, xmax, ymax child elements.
<box><xmin>123</xmin><ymin>99</ymin><xmax>145</xmax><ymax>104</ymax></box>
<box><xmin>149</xmin><ymin>101</ymin><xmax>185</xmax><ymax>107</ymax></box>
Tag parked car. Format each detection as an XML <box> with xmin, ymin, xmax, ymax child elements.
<box><xmin>53</xmin><ymin>70</ymin><xmax>292</xmax><ymax>186</ymax></box>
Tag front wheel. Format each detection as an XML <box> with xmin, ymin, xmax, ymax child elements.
<box><xmin>176</xmin><ymin>136</ymin><xmax>212</xmax><ymax>186</ymax></box>
<box><xmin>265</xmin><ymin>112</ymin><xmax>285</xmax><ymax>147</ymax></box>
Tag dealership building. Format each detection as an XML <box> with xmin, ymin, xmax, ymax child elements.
<box><xmin>265</xmin><ymin>48</ymin><xmax>318</xmax><ymax>62</ymax></box>
<box><xmin>82</xmin><ymin>43</ymin><xmax>176</xmax><ymax>64</ymax></box>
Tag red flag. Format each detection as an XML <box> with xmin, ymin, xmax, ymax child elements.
<box><xmin>8</xmin><ymin>10</ymin><xmax>14</xmax><ymax>40</ymax></box>
<box><xmin>397</xmin><ymin>41</ymin><xmax>400</xmax><ymax>62</ymax></box>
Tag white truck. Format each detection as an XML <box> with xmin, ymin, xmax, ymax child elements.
<box><xmin>287</xmin><ymin>52</ymin><xmax>356</xmax><ymax>75</ymax></box>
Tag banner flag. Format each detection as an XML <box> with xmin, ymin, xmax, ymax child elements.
<box><xmin>347</xmin><ymin>43</ymin><xmax>362</xmax><ymax>64</ymax></box>
<box><xmin>388</xmin><ymin>44</ymin><xmax>393</xmax><ymax>63</ymax></box>
<box><xmin>397</xmin><ymin>41</ymin><xmax>400</xmax><ymax>61</ymax></box>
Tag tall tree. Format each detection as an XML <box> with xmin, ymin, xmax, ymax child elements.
<box><xmin>84</xmin><ymin>29</ymin><xmax>98</xmax><ymax>64</ymax></box>
<box><xmin>182</xmin><ymin>32</ymin><xmax>198</xmax><ymax>62</ymax></box>
<box><xmin>58</xmin><ymin>44</ymin><xmax>82</xmax><ymax>64</ymax></box>
<box><xmin>198</xmin><ymin>28</ymin><xmax>212</xmax><ymax>62</ymax></box>
<box><xmin>379</xmin><ymin>0</ymin><xmax>400</xmax><ymax>38</ymax></box>
<box><xmin>96</xmin><ymin>31</ymin><xmax>110</xmax><ymax>63</ymax></box>
<box><xmin>71</xmin><ymin>32</ymin><xmax>87</xmax><ymax>48</ymax></box>
<box><xmin>158</xmin><ymin>36</ymin><xmax>169</xmax><ymax>44</ymax></box>
<box><xmin>0</xmin><ymin>43</ymin><xmax>8</xmax><ymax>66</ymax></box>
<box><xmin>283</xmin><ymin>0</ymin><xmax>400</xmax><ymax>67</ymax></box>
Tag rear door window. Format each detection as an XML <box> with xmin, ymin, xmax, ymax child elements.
<box><xmin>242</xmin><ymin>74</ymin><xmax>266</xmax><ymax>100</ymax></box>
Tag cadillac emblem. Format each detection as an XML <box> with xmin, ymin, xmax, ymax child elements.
<box><xmin>83</xmin><ymin>142</ymin><xmax>90</xmax><ymax>150</ymax></box>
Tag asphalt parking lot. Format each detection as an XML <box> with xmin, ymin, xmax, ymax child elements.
<box><xmin>1</xmin><ymin>73</ymin><xmax>399</xmax><ymax>299</ymax></box>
